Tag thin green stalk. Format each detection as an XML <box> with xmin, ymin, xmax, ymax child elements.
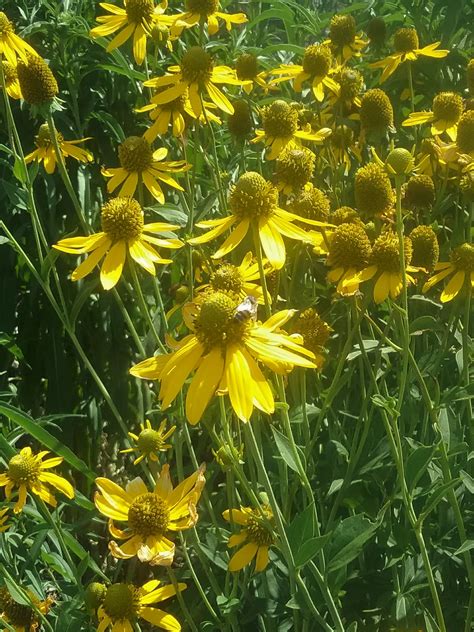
<box><xmin>166</xmin><ymin>568</ymin><xmax>199</xmax><ymax>632</ymax></box>
<box><xmin>128</xmin><ymin>260</ymin><xmax>166</xmax><ymax>353</ymax></box>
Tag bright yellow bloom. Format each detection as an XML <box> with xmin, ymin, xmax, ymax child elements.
<box><xmin>0</xmin><ymin>12</ymin><xmax>38</xmax><ymax>65</ymax></box>
<box><xmin>252</xmin><ymin>100</ymin><xmax>331</xmax><ymax>160</ymax></box>
<box><xmin>198</xmin><ymin>251</ymin><xmax>271</xmax><ymax>304</ymax></box>
<box><xmin>137</xmin><ymin>88</ymin><xmax>220</xmax><ymax>142</ymax></box>
<box><xmin>347</xmin><ymin>230</ymin><xmax>418</xmax><ymax>303</ymax></box>
<box><xmin>54</xmin><ymin>198</ymin><xmax>183</xmax><ymax>290</ymax></box>
<box><xmin>402</xmin><ymin>92</ymin><xmax>464</xmax><ymax>141</ymax></box>
<box><xmin>90</xmin><ymin>0</ymin><xmax>172</xmax><ymax>65</ymax></box>
<box><xmin>171</xmin><ymin>0</ymin><xmax>247</xmax><ymax>36</ymax></box>
<box><xmin>1</xmin><ymin>60</ymin><xmax>22</xmax><ymax>98</ymax></box>
<box><xmin>270</xmin><ymin>44</ymin><xmax>339</xmax><ymax>102</ymax></box>
<box><xmin>102</xmin><ymin>136</ymin><xmax>189</xmax><ymax>202</ymax></box>
<box><xmin>326</xmin><ymin>222</ymin><xmax>372</xmax><ymax>295</ymax></box>
<box><xmin>143</xmin><ymin>46</ymin><xmax>241</xmax><ymax>117</ymax></box>
<box><xmin>370</xmin><ymin>27</ymin><xmax>448</xmax><ymax>83</ymax></box>
<box><xmin>0</xmin><ymin>506</ymin><xmax>10</xmax><ymax>532</ymax></box>
<box><xmin>223</xmin><ymin>505</ymin><xmax>274</xmax><ymax>572</ymax></box>
<box><xmin>94</xmin><ymin>464</ymin><xmax>205</xmax><ymax>564</ymax></box>
<box><xmin>0</xmin><ymin>586</ymin><xmax>53</xmax><ymax>632</ymax></box>
<box><xmin>24</xmin><ymin>124</ymin><xmax>93</xmax><ymax>174</ymax></box>
<box><xmin>235</xmin><ymin>53</ymin><xmax>270</xmax><ymax>94</ymax></box>
<box><xmin>325</xmin><ymin>14</ymin><xmax>367</xmax><ymax>62</ymax></box>
<box><xmin>130</xmin><ymin>291</ymin><xmax>316</xmax><ymax>423</ymax></box>
<box><xmin>0</xmin><ymin>447</ymin><xmax>74</xmax><ymax>514</ymax></box>
<box><xmin>188</xmin><ymin>172</ymin><xmax>331</xmax><ymax>270</ymax></box>
<box><xmin>97</xmin><ymin>579</ymin><xmax>185</xmax><ymax>632</ymax></box>
<box><xmin>121</xmin><ymin>419</ymin><xmax>176</xmax><ymax>465</ymax></box>
<box><xmin>422</xmin><ymin>243</ymin><xmax>474</xmax><ymax>302</ymax></box>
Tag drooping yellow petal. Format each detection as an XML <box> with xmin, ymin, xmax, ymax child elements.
<box><xmin>224</xmin><ymin>344</ymin><xmax>254</xmax><ymax>422</ymax></box>
<box><xmin>228</xmin><ymin>542</ymin><xmax>258</xmax><ymax>571</ymax></box>
<box><xmin>374</xmin><ymin>272</ymin><xmax>390</xmax><ymax>304</ymax></box>
<box><xmin>100</xmin><ymin>240</ymin><xmax>126</xmax><ymax>290</ymax></box>
<box><xmin>440</xmin><ymin>269</ymin><xmax>465</xmax><ymax>302</ymax></box>
<box><xmin>140</xmin><ymin>607</ymin><xmax>181</xmax><ymax>631</ymax></box>
<box><xmin>39</xmin><ymin>472</ymin><xmax>74</xmax><ymax>499</ymax></box>
<box><xmin>258</xmin><ymin>218</ymin><xmax>286</xmax><ymax>270</ymax></box>
<box><xmin>186</xmin><ymin>347</ymin><xmax>225</xmax><ymax>424</ymax></box>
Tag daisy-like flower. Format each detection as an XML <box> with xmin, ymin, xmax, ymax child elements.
<box><xmin>270</xmin><ymin>44</ymin><xmax>339</xmax><ymax>102</ymax></box>
<box><xmin>370</xmin><ymin>27</ymin><xmax>448</xmax><ymax>84</ymax></box>
<box><xmin>199</xmin><ymin>251</ymin><xmax>271</xmax><ymax>304</ymax></box>
<box><xmin>331</xmin><ymin>66</ymin><xmax>363</xmax><ymax>110</ymax></box>
<box><xmin>130</xmin><ymin>290</ymin><xmax>316</xmax><ymax>424</ymax></box>
<box><xmin>188</xmin><ymin>172</ymin><xmax>331</xmax><ymax>270</ymax></box>
<box><xmin>0</xmin><ymin>506</ymin><xmax>10</xmax><ymax>532</ymax></box>
<box><xmin>137</xmin><ymin>89</ymin><xmax>220</xmax><ymax>143</ymax></box>
<box><xmin>235</xmin><ymin>53</ymin><xmax>270</xmax><ymax>94</ymax></box>
<box><xmin>223</xmin><ymin>505</ymin><xmax>274</xmax><ymax>572</ymax></box>
<box><xmin>252</xmin><ymin>100</ymin><xmax>332</xmax><ymax>160</ymax></box>
<box><xmin>348</xmin><ymin>229</ymin><xmax>418</xmax><ymax>303</ymax></box>
<box><xmin>143</xmin><ymin>46</ymin><xmax>241</xmax><ymax>118</ymax></box>
<box><xmin>121</xmin><ymin>419</ymin><xmax>176</xmax><ymax>465</ymax></box>
<box><xmin>171</xmin><ymin>0</ymin><xmax>247</xmax><ymax>36</ymax></box>
<box><xmin>274</xmin><ymin>146</ymin><xmax>315</xmax><ymax>194</ymax></box>
<box><xmin>0</xmin><ymin>447</ymin><xmax>74</xmax><ymax>513</ymax></box>
<box><xmin>102</xmin><ymin>136</ymin><xmax>189</xmax><ymax>202</ymax></box>
<box><xmin>96</xmin><ymin>579</ymin><xmax>185</xmax><ymax>632</ymax></box>
<box><xmin>326</xmin><ymin>222</ymin><xmax>372</xmax><ymax>295</ymax></box>
<box><xmin>422</xmin><ymin>243</ymin><xmax>474</xmax><ymax>302</ymax></box>
<box><xmin>0</xmin><ymin>12</ymin><xmax>37</xmax><ymax>65</ymax></box>
<box><xmin>0</xmin><ymin>586</ymin><xmax>53</xmax><ymax>632</ymax></box>
<box><xmin>54</xmin><ymin>197</ymin><xmax>183</xmax><ymax>290</ymax></box>
<box><xmin>402</xmin><ymin>92</ymin><xmax>464</xmax><ymax>141</ymax></box>
<box><xmin>90</xmin><ymin>0</ymin><xmax>172</xmax><ymax>65</ymax></box>
<box><xmin>1</xmin><ymin>60</ymin><xmax>22</xmax><ymax>99</ymax></box>
<box><xmin>94</xmin><ymin>464</ymin><xmax>205</xmax><ymax>564</ymax></box>
<box><xmin>325</xmin><ymin>14</ymin><xmax>368</xmax><ymax>62</ymax></box>
<box><xmin>291</xmin><ymin>308</ymin><xmax>331</xmax><ymax>368</ymax></box>
<box><xmin>24</xmin><ymin>124</ymin><xmax>93</xmax><ymax>174</ymax></box>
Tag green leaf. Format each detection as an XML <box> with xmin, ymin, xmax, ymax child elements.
<box><xmin>326</xmin><ymin>514</ymin><xmax>381</xmax><ymax>573</ymax></box>
<box><xmin>406</xmin><ymin>445</ymin><xmax>435</xmax><ymax>491</ymax></box>
<box><xmin>270</xmin><ymin>425</ymin><xmax>302</xmax><ymax>473</ymax></box>
<box><xmin>286</xmin><ymin>503</ymin><xmax>315</xmax><ymax>553</ymax></box>
<box><xmin>419</xmin><ymin>479</ymin><xmax>460</xmax><ymax>522</ymax></box>
<box><xmin>0</xmin><ymin>402</ymin><xmax>96</xmax><ymax>482</ymax></box>
<box><xmin>454</xmin><ymin>540</ymin><xmax>474</xmax><ymax>556</ymax></box>
<box><xmin>294</xmin><ymin>534</ymin><xmax>331</xmax><ymax>568</ymax></box>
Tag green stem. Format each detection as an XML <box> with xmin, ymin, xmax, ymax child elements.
<box><xmin>129</xmin><ymin>260</ymin><xmax>166</xmax><ymax>353</ymax></box>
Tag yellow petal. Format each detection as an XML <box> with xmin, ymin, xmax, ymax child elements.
<box><xmin>100</xmin><ymin>241</ymin><xmax>126</xmax><ymax>290</ymax></box>
<box><xmin>186</xmin><ymin>347</ymin><xmax>225</xmax><ymax>424</ymax></box>
<box><xmin>228</xmin><ymin>542</ymin><xmax>258</xmax><ymax>571</ymax></box>
<box><xmin>440</xmin><ymin>269</ymin><xmax>465</xmax><ymax>302</ymax></box>
<box><xmin>224</xmin><ymin>344</ymin><xmax>253</xmax><ymax>422</ymax></box>
<box><xmin>258</xmin><ymin>218</ymin><xmax>286</xmax><ymax>270</ymax></box>
<box><xmin>39</xmin><ymin>472</ymin><xmax>74</xmax><ymax>499</ymax></box>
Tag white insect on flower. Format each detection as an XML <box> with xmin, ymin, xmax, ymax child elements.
<box><xmin>233</xmin><ymin>295</ymin><xmax>258</xmax><ymax>323</ymax></box>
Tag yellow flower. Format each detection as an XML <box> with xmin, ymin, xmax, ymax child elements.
<box><xmin>422</xmin><ymin>243</ymin><xmax>474</xmax><ymax>302</ymax></box>
<box><xmin>130</xmin><ymin>291</ymin><xmax>316</xmax><ymax>424</ymax></box>
<box><xmin>326</xmin><ymin>14</ymin><xmax>368</xmax><ymax>62</ymax></box>
<box><xmin>171</xmin><ymin>0</ymin><xmax>247</xmax><ymax>36</ymax></box>
<box><xmin>223</xmin><ymin>505</ymin><xmax>274</xmax><ymax>572</ymax></box>
<box><xmin>1</xmin><ymin>60</ymin><xmax>22</xmax><ymax>99</ymax></box>
<box><xmin>274</xmin><ymin>146</ymin><xmax>316</xmax><ymax>194</ymax></box>
<box><xmin>0</xmin><ymin>586</ymin><xmax>53</xmax><ymax>632</ymax></box>
<box><xmin>94</xmin><ymin>464</ymin><xmax>205</xmax><ymax>564</ymax></box>
<box><xmin>0</xmin><ymin>506</ymin><xmax>10</xmax><ymax>532</ymax></box>
<box><xmin>102</xmin><ymin>136</ymin><xmax>189</xmax><ymax>202</ymax></box>
<box><xmin>188</xmin><ymin>172</ymin><xmax>330</xmax><ymax>270</ymax></box>
<box><xmin>90</xmin><ymin>0</ymin><xmax>172</xmax><ymax>65</ymax></box>
<box><xmin>270</xmin><ymin>44</ymin><xmax>339</xmax><ymax>102</ymax></box>
<box><xmin>54</xmin><ymin>197</ymin><xmax>183</xmax><ymax>290</ymax></box>
<box><xmin>0</xmin><ymin>12</ymin><xmax>37</xmax><ymax>65</ymax></box>
<box><xmin>252</xmin><ymin>99</ymin><xmax>331</xmax><ymax>160</ymax></box>
<box><xmin>121</xmin><ymin>419</ymin><xmax>176</xmax><ymax>465</ymax></box>
<box><xmin>0</xmin><ymin>447</ymin><xmax>74</xmax><ymax>514</ymax></box>
<box><xmin>291</xmin><ymin>308</ymin><xmax>331</xmax><ymax>368</ymax></box>
<box><xmin>235</xmin><ymin>53</ymin><xmax>270</xmax><ymax>94</ymax></box>
<box><xmin>143</xmin><ymin>46</ymin><xmax>241</xmax><ymax>117</ymax></box>
<box><xmin>326</xmin><ymin>222</ymin><xmax>372</xmax><ymax>295</ymax></box>
<box><xmin>96</xmin><ymin>579</ymin><xmax>185</xmax><ymax>632</ymax></box>
<box><xmin>370</xmin><ymin>27</ymin><xmax>448</xmax><ymax>83</ymax></box>
<box><xmin>137</xmin><ymin>88</ymin><xmax>220</xmax><ymax>142</ymax></box>
<box><xmin>348</xmin><ymin>230</ymin><xmax>418</xmax><ymax>303</ymax></box>
<box><xmin>402</xmin><ymin>92</ymin><xmax>464</xmax><ymax>141</ymax></box>
<box><xmin>24</xmin><ymin>124</ymin><xmax>93</xmax><ymax>174</ymax></box>
<box><xmin>199</xmin><ymin>251</ymin><xmax>271</xmax><ymax>304</ymax></box>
